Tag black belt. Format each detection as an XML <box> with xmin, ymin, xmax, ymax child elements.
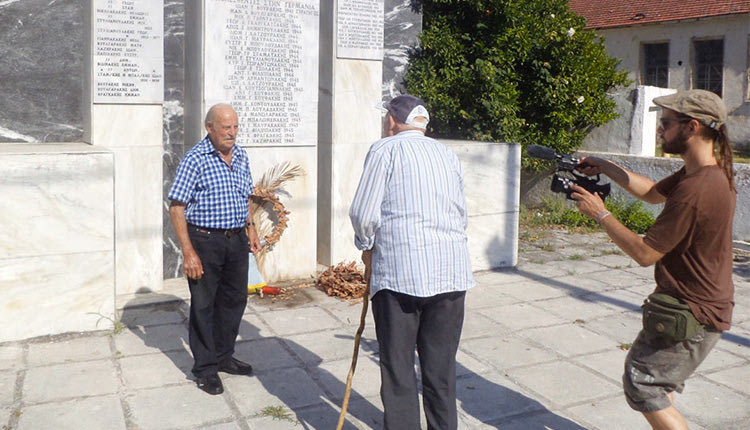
<box><xmin>188</xmin><ymin>223</ymin><xmax>244</xmax><ymax>238</ymax></box>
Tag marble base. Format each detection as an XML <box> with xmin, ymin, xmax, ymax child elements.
<box><xmin>0</xmin><ymin>145</ymin><xmax>115</xmax><ymax>342</ymax></box>
<box><xmin>240</xmin><ymin>146</ymin><xmax>319</xmax><ymax>283</ymax></box>
<box><xmin>91</xmin><ymin>104</ymin><xmax>164</xmax><ymax>295</ymax></box>
<box><xmin>324</xmin><ymin>59</ymin><xmax>384</xmax><ymax>266</ymax></box>
<box><xmin>445</xmin><ymin>141</ymin><xmax>521</xmax><ymax>270</ymax></box>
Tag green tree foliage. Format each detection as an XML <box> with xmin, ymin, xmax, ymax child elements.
<box><xmin>406</xmin><ymin>0</ymin><xmax>630</xmax><ymax>158</ymax></box>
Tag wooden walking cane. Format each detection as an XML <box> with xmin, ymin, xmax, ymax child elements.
<box><xmin>335</xmin><ymin>265</ymin><xmax>371</xmax><ymax>430</ymax></box>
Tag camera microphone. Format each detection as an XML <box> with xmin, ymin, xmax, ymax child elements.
<box><xmin>526</xmin><ymin>144</ymin><xmax>557</xmax><ymax>161</ymax></box>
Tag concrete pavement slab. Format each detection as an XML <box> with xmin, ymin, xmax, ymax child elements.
<box><xmin>586</xmin><ymin>252</ymin><xmax>634</xmax><ymax>269</ymax></box>
<box><xmin>282</xmin><ymin>328</ymin><xmax>375</xmax><ymax>365</ymax></box>
<box><xmin>479</xmin><ymin>302</ymin><xmax>568</xmax><ymax>330</ymax></box>
<box><xmin>677</xmin><ymin>377</ymin><xmax>750</xmax><ymax>429</ymax></box>
<box><xmin>225</xmin><ymin>367</ymin><xmax>326</xmax><ymax>416</ymax></box>
<box><xmin>455</xmin><ymin>371</ymin><xmax>546</xmax><ymax>423</ymax></box>
<box><xmin>114</xmin><ymin>323</ymin><xmax>189</xmax><ymax>357</ymax></box>
<box><xmin>464</xmin><ymin>286</ymin><xmax>520</xmax><ymax>311</ymax></box>
<box><xmin>622</xmin><ymin>264</ymin><xmax>656</xmax><ymax>278</ymax></box>
<box><xmin>583</xmin><ymin>287</ymin><xmax>644</xmax><ymax>314</ymax></box>
<box><xmin>567</xmin><ymin>395</ymin><xmax>658</xmax><ymax>430</ymax></box>
<box><xmin>237</xmin><ymin>311</ymin><xmax>276</xmax><ymax>341</ymax></box>
<box><xmin>197</xmin><ymin>423</ymin><xmax>242</xmax><ymax>430</ymax></box>
<box><xmin>456</xmin><ymin>348</ymin><xmax>494</xmax><ymax>377</ymax></box>
<box><xmin>521</xmin><ymin>323</ymin><xmax>619</xmax><ymax>357</ymax></box>
<box><xmin>126</xmin><ymin>384</ymin><xmax>234</xmax><ymax>430</ymax></box>
<box><xmin>505</xmin><ymin>361</ymin><xmax>620</xmax><ymax>406</ymax></box>
<box><xmin>461</xmin><ymin>311</ymin><xmax>512</xmax><ymax>340</ymax></box>
<box><xmin>461</xmin><ymin>335</ymin><xmax>560</xmax><ymax>370</ymax></box>
<box><xmin>16</xmin><ymin>395</ymin><xmax>125</xmax><ymax>430</ymax></box>
<box><xmin>26</xmin><ymin>335</ymin><xmax>111</xmax><ymax>366</ymax></box>
<box><xmin>515</xmin><ymin>261</ymin><xmax>572</xmax><ymax>278</ymax></box>
<box><xmin>0</xmin><ymin>371</ymin><xmax>16</xmax><ymax>407</ymax></box>
<box><xmin>581</xmin><ymin>267</ymin><xmax>652</xmax><ymax>288</ymax></box>
<box><xmin>254</xmin><ymin>398</ymin><xmax>380</xmax><ymax>430</ymax></box>
<box><xmin>259</xmin><ymin>307</ymin><xmax>341</xmax><ymax>337</ymax></box>
<box><xmin>572</xmin><ymin>348</ymin><xmax>629</xmax><ymax>385</ymax></box>
<box><xmin>703</xmin><ymin>364</ymin><xmax>750</xmax><ymax>395</ymax></box>
<box><xmin>472</xmin><ymin>269</ymin><xmax>529</xmax><ymax>286</ymax></box>
<box><xmin>552</xmin><ymin>273</ymin><xmax>619</xmax><ymax>294</ymax></box>
<box><xmin>340</xmin><ymin>397</ymin><xmax>385</xmax><ymax>429</ymax></box>
<box><xmin>118</xmin><ymin>301</ymin><xmax>188</xmax><ymax>327</ymax></box>
<box><xmin>23</xmin><ymin>359</ymin><xmax>118</xmax><ymax>403</ymax></box>
<box><xmin>484</xmin><ymin>410</ymin><xmax>588</xmax><ymax>430</ymax></box>
<box><xmin>1</xmin><ymin>407</ymin><xmax>12</xmax><ymax>429</ymax></box>
<box><xmin>698</xmin><ymin>346</ymin><xmax>748</xmax><ymax>373</ymax></box>
<box><xmin>118</xmin><ymin>350</ymin><xmax>193</xmax><ymax>390</ymax></box>
<box><xmin>581</xmin><ymin>311</ymin><xmax>642</xmax><ymax>345</ymax></box>
<box><xmin>0</xmin><ymin>345</ymin><xmax>23</xmax><ymax>371</ymax></box>
<box><xmin>503</xmin><ymin>279</ymin><xmax>571</xmax><ymax>302</ymax></box>
<box><xmin>317</xmin><ymin>299</ymin><xmax>371</xmax><ymax>327</ymax></box>
<box><xmin>2</xmin><ymin>229</ymin><xmax>749</xmax><ymax>429</ymax></box>
<box><xmin>313</xmin><ymin>356</ymin><xmax>382</xmax><ymax>401</ymax></box>
<box><xmin>537</xmin><ymin>294</ymin><xmax>622</xmax><ymax>321</ymax></box>
<box><xmin>232</xmin><ymin>338</ymin><xmax>300</xmax><ymax>373</ymax></box>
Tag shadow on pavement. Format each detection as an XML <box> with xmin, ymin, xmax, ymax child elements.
<box><xmin>120</xmin><ymin>295</ymin><xmax>381</xmax><ymax>429</ymax></box>
<box><xmin>344</xmin><ymin>331</ymin><xmax>587</xmax><ymax>429</ymax></box>
<box><xmin>456</xmin><ymin>361</ymin><xmax>588</xmax><ymax>429</ymax></box>
<box><xmin>511</xmin><ymin>268</ymin><xmax>750</xmax><ymax>348</ymax></box>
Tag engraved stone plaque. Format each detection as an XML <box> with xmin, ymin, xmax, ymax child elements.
<box><xmin>93</xmin><ymin>0</ymin><xmax>164</xmax><ymax>103</ymax></box>
<box><xmin>337</xmin><ymin>0</ymin><xmax>384</xmax><ymax>60</ymax></box>
<box><xmin>204</xmin><ymin>0</ymin><xmax>319</xmax><ymax>147</ymax></box>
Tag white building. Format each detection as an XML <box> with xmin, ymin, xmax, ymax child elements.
<box><xmin>569</xmin><ymin>0</ymin><xmax>750</xmax><ymax>150</ymax></box>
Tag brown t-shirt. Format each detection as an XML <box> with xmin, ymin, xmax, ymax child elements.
<box><xmin>643</xmin><ymin>165</ymin><xmax>736</xmax><ymax>330</ymax></box>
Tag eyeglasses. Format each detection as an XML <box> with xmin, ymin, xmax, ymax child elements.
<box><xmin>659</xmin><ymin>117</ymin><xmax>691</xmax><ymax>129</ymax></box>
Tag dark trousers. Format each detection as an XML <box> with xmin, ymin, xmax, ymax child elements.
<box><xmin>371</xmin><ymin>289</ymin><xmax>466</xmax><ymax>430</ymax></box>
<box><xmin>187</xmin><ymin>227</ymin><xmax>249</xmax><ymax>377</ymax></box>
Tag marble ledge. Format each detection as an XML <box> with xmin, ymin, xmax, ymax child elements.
<box><xmin>0</xmin><ymin>143</ymin><xmax>111</xmax><ymax>155</ymax></box>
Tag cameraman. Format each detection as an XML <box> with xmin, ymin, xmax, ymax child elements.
<box><xmin>570</xmin><ymin>90</ymin><xmax>735</xmax><ymax>430</ymax></box>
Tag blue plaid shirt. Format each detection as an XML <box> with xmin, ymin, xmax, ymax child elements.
<box><xmin>168</xmin><ymin>136</ymin><xmax>254</xmax><ymax>229</ymax></box>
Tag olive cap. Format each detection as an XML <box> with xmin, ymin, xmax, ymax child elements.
<box><xmin>653</xmin><ymin>89</ymin><xmax>727</xmax><ymax>130</ymax></box>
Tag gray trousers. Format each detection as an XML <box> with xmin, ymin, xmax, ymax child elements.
<box><xmin>371</xmin><ymin>289</ymin><xmax>466</xmax><ymax>430</ymax></box>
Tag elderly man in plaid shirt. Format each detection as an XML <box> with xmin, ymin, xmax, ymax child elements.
<box><xmin>168</xmin><ymin>103</ymin><xmax>262</xmax><ymax>395</ymax></box>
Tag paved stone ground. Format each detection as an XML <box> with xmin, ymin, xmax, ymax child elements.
<box><xmin>2</xmin><ymin>230</ymin><xmax>749</xmax><ymax>429</ymax></box>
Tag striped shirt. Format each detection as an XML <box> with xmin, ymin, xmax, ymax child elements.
<box><xmin>168</xmin><ymin>136</ymin><xmax>254</xmax><ymax>229</ymax></box>
<box><xmin>349</xmin><ymin>130</ymin><xmax>475</xmax><ymax>298</ymax></box>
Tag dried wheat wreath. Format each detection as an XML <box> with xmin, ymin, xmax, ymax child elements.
<box><xmin>245</xmin><ymin>162</ymin><xmax>304</xmax><ymax>255</ymax></box>
<box><xmin>248</xmin><ymin>186</ymin><xmax>289</xmax><ymax>250</ymax></box>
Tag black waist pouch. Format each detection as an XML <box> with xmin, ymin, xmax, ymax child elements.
<box><xmin>642</xmin><ymin>293</ymin><xmax>702</xmax><ymax>342</ymax></box>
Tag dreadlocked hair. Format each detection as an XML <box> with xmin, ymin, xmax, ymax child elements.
<box><xmin>699</xmin><ymin>123</ymin><xmax>735</xmax><ymax>191</ymax></box>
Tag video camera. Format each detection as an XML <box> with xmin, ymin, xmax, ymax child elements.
<box><xmin>526</xmin><ymin>144</ymin><xmax>611</xmax><ymax>200</ymax></box>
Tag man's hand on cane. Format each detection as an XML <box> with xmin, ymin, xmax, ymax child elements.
<box><xmin>362</xmin><ymin>249</ymin><xmax>372</xmax><ymax>283</ymax></box>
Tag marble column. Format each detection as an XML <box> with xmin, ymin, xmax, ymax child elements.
<box><xmin>185</xmin><ymin>0</ymin><xmax>320</xmax><ymax>282</ymax></box>
<box><xmin>318</xmin><ymin>0</ymin><xmax>385</xmax><ymax>266</ymax></box>
<box><xmin>85</xmin><ymin>0</ymin><xmax>165</xmax><ymax>295</ymax></box>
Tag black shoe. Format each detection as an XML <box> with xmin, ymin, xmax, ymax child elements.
<box><xmin>196</xmin><ymin>374</ymin><xmax>224</xmax><ymax>395</ymax></box>
<box><xmin>218</xmin><ymin>357</ymin><xmax>253</xmax><ymax>375</ymax></box>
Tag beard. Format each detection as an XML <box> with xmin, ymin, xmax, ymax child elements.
<box><xmin>661</xmin><ymin>128</ymin><xmax>689</xmax><ymax>155</ymax></box>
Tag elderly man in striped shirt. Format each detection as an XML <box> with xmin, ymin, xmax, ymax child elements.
<box><xmin>350</xmin><ymin>95</ymin><xmax>475</xmax><ymax>430</ymax></box>
<box><xmin>168</xmin><ymin>103</ymin><xmax>262</xmax><ymax>395</ymax></box>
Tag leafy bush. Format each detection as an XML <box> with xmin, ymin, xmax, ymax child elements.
<box><xmin>524</xmin><ymin>196</ymin><xmax>655</xmax><ymax>234</ymax></box>
<box><xmin>608</xmin><ymin>197</ymin><xmax>655</xmax><ymax>234</ymax></box>
<box><xmin>406</xmin><ymin>0</ymin><xmax>630</xmax><ymax>161</ymax></box>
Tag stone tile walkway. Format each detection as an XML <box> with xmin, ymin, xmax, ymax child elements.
<box><xmin>2</xmin><ymin>230</ymin><xmax>749</xmax><ymax>429</ymax></box>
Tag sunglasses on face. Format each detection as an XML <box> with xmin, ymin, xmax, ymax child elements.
<box><xmin>659</xmin><ymin>117</ymin><xmax>691</xmax><ymax>129</ymax></box>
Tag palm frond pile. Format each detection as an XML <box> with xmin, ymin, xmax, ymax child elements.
<box><xmin>316</xmin><ymin>262</ymin><xmax>367</xmax><ymax>300</ymax></box>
